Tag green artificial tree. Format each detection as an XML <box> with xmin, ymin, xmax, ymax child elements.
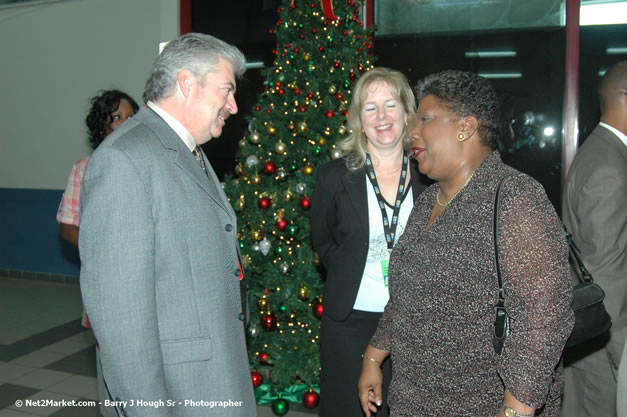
<box><xmin>224</xmin><ymin>0</ymin><xmax>374</xmax><ymax>411</ymax></box>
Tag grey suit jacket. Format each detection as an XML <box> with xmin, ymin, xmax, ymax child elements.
<box><xmin>79</xmin><ymin>107</ymin><xmax>256</xmax><ymax>417</ymax></box>
<box><xmin>562</xmin><ymin>124</ymin><xmax>627</xmax><ymax>370</ymax></box>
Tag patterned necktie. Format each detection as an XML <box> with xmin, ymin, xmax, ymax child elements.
<box><xmin>192</xmin><ymin>146</ymin><xmax>208</xmax><ymax>175</ymax></box>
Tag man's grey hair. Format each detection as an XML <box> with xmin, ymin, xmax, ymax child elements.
<box><xmin>143</xmin><ymin>32</ymin><xmax>246</xmax><ymax>103</ymax></box>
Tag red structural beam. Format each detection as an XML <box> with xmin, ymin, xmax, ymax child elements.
<box><xmin>562</xmin><ymin>0</ymin><xmax>580</xmax><ymax>184</ymax></box>
<box><xmin>180</xmin><ymin>0</ymin><xmax>191</xmax><ymax>35</ymax></box>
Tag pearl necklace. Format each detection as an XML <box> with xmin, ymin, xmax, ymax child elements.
<box><xmin>436</xmin><ymin>168</ymin><xmax>478</xmax><ymax>207</ymax></box>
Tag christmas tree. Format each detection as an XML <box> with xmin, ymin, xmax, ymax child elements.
<box><xmin>223</xmin><ymin>0</ymin><xmax>374</xmax><ymax>412</ymax></box>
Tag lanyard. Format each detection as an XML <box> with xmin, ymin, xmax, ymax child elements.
<box><xmin>364</xmin><ymin>152</ymin><xmax>409</xmax><ymax>250</ymax></box>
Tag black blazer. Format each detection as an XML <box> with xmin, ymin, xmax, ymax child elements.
<box><xmin>311</xmin><ymin>156</ymin><xmax>428</xmax><ymax>322</ymax></box>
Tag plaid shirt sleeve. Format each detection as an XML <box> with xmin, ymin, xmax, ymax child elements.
<box><xmin>56</xmin><ymin>157</ymin><xmax>89</xmax><ymax>226</ymax></box>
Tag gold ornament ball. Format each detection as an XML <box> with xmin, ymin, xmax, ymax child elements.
<box><xmin>303</xmin><ymin>53</ymin><xmax>311</xmax><ymax>60</ymax></box>
<box><xmin>298</xmin><ymin>286</ymin><xmax>310</xmax><ymax>301</ymax></box>
<box><xmin>250</xmin><ymin>229</ymin><xmax>264</xmax><ymax>242</ymax></box>
<box><xmin>318</xmin><ymin>138</ymin><xmax>326</xmax><ymax>146</ymax></box>
<box><xmin>283</xmin><ymin>189</ymin><xmax>295</xmax><ymax>201</ymax></box>
<box><xmin>303</xmin><ymin>165</ymin><xmax>314</xmax><ymax>175</ymax></box>
<box><xmin>331</xmin><ymin>148</ymin><xmax>342</xmax><ymax>160</ymax></box>
<box><xmin>234</xmin><ymin>164</ymin><xmax>244</xmax><ymax>176</ymax></box>
<box><xmin>328</xmin><ymin>85</ymin><xmax>337</xmax><ymax>94</ymax></box>
<box><xmin>238</xmin><ymin>139</ymin><xmax>247</xmax><ymax>148</ymax></box>
<box><xmin>249</xmin><ymin>131</ymin><xmax>261</xmax><ymax>144</ymax></box>
<box><xmin>275</xmin><ymin>141</ymin><xmax>287</xmax><ymax>154</ymax></box>
<box><xmin>258</xmin><ymin>297</ymin><xmax>268</xmax><ymax>310</ymax></box>
<box><xmin>338</xmin><ymin>125</ymin><xmax>347</xmax><ymax>135</ymax></box>
<box><xmin>329</xmin><ymin>67</ymin><xmax>335</xmax><ymax>74</ymax></box>
<box><xmin>297</xmin><ymin>122</ymin><xmax>308</xmax><ymax>133</ymax></box>
<box><xmin>235</xmin><ymin>198</ymin><xmax>246</xmax><ymax>211</ymax></box>
<box><xmin>266</xmin><ymin>125</ymin><xmax>277</xmax><ymax>135</ymax></box>
<box><xmin>252</xmin><ymin>174</ymin><xmax>262</xmax><ymax>185</ymax></box>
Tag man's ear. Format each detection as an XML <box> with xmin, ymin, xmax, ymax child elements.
<box><xmin>177</xmin><ymin>69</ymin><xmax>195</xmax><ymax>99</ymax></box>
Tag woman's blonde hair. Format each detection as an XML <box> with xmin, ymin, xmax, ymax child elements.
<box><xmin>337</xmin><ymin>67</ymin><xmax>416</xmax><ymax>171</ymax></box>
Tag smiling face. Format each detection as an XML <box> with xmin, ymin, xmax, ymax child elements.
<box><xmin>105</xmin><ymin>99</ymin><xmax>136</xmax><ymax>135</ymax></box>
<box><xmin>360</xmin><ymin>81</ymin><xmax>408</xmax><ymax>154</ymax></box>
<box><xmin>410</xmin><ymin>94</ymin><xmax>464</xmax><ymax>181</ymax></box>
<box><xmin>189</xmin><ymin>58</ymin><xmax>238</xmax><ymax>144</ymax></box>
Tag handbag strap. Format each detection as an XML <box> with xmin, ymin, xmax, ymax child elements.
<box><xmin>564</xmin><ymin>227</ymin><xmax>594</xmax><ymax>284</ymax></box>
<box><xmin>492</xmin><ymin>174</ymin><xmax>514</xmax><ymax>346</ymax></box>
<box><xmin>493</xmin><ymin>174</ymin><xmax>514</xmax><ymax>315</ymax></box>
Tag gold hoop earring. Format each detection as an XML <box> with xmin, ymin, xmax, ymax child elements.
<box><xmin>457</xmin><ymin>132</ymin><xmax>465</xmax><ymax>142</ymax></box>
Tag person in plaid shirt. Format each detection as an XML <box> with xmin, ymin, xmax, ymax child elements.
<box><xmin>57</xmin><ymin>89</ymin><xmax>138</xmax><ymax>327</ymax></box>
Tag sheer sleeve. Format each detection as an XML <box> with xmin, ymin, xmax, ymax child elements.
<box><xmin>369</xmin><ymin>286</ymin><xmax>396</xmax><ymax>351</ymax></box>
<box><xmin>495</xmin><ymin>174</ymin><xmax>574</xmax><ymax>408</ymax></box>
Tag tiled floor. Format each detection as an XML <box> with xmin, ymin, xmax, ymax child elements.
<box><xmin>0</xmin><ymin>277</ymin><xmax>100</xmax><ymax>417</ymax></box>
<box><xmin>0</xmin><ymin>276</ymin><xmax>314</xmax><ymax>417</ymax></box>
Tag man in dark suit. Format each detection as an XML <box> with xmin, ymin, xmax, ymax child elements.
<box><xmin>561</xmin><ymin>61</ymin><xmax>627</xmax><ymax>417</ymax></box>
<box><xmin>79</xmin><ymin>33</ymin><xmax>256</xmax><ymax>417</ymax></box>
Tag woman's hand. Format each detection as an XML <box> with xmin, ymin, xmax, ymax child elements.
<box><xmin>497</xmin><ymin>390</ymin><xmax>536</xmax><ymax>417</ymax></box>
<box><xmin>358</xmin><ymin>345</ymin><xmax>388</xmax><ymax>417</ymax></box>
<box><xmin>358</xmin><ymin>360</ymin><xmax>383</xmax><ymax>417</ymax></box>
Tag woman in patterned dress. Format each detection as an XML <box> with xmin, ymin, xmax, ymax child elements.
<box><xmin>358</xmin><ymin>70</ymin><xmax>574</xmax><ymax>417</ymax></box>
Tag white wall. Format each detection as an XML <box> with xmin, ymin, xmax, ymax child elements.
<box><xmin>0</xmin><ymin>0</ymin><xmax>179</xmax><ymax>189</ymax></box>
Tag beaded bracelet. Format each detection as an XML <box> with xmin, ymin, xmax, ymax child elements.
<box><xmin>362</xmin><ymin>354</ymin><xmax>382</xmax><ymax>365</ymax></box>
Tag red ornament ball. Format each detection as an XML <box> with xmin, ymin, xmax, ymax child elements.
<box><xmin>255</xmin><ymin>105</ymin><xmax>261</xmax><ymax>111</ymax></box>
<box><xmin>312</xmin><ymin>28</ymin><xmax>317</xmax><ymax>34</ymax></box>
<box><xmin>294</xmin><ymin>88</ymin><xmax>301</xmax><ymax>95</ymax></box>
<box><xmin>312</xmin><ymin>299</ymin><xmax>323</xmax><ymax>318</ymax></box>
<box><xmin>261</xmin><ymin>313</ymin><xmax>278</xmax><ymax>331</ymax></box>
<box><xmin>278</xmin><ymin>89</ymin><xmax>285</xmax><ymax>96</ymax></box>
<box><xmin>325</xmin><ymin>110</ymin><xmax>335</xmax><ymax>118</ymax></box>
<box><xmin>334</xmin><ymin>61</ymin><xmax>341</xmax><ymax>68</ymax></box>
<box><xmin>258</xmin><ymin>197</ymin><xmax>271</xmax><ymax>210</ymax></box>
<box><xmin>276</xmin><ymin>218</ymin><xmax>288</xmax><ymax>231</ymax></box>
<box><xmin>299</xmin><ymin>105</ymin><xmax>307</xmax><ymax>112</ymax></box>
<box><xmin>263</xmin><ymin>161</ymin><xmax>276</xmax><ymax>175</ymax></box>
<box><xmin>251</xmin><ymin>370</ymin><xmax>263</xmax><ymax>388</ymax></box>
<box><xmin>299</xmin><ymin>196</ymin><xmax>311</xmax><ymax>210</ymax></box>
<box><xmin>302</xmin><ymin>389</ymin><xmax>319</xmax><ymax>408</ymax></box>
<box><xmin>336</xmin><ymin>92</ymin><xmax>345</xmax><ymax>101</ymax></box>
<box><xmin>307</xmin><ymin>92</ymin><xmax>314</xmax><ymax>99</ymax></box>
<box><xmin>266</xmin><ymin>108</ymin><xmax>272</xmax><ymax>114</ymax></box>
<box><xmin>258</xmin><ymin>352</ymin><xmax>270</xmax><ymax>364</ymax></box>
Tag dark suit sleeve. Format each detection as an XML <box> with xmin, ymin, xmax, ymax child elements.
<box><xmin>311</xmin><ymin>165</ymin><xmax>339</xmax><ymax>266</ymax></box>
<box><xmin>567</xmin><ymin>157</ymin><xmax>627</xmax><ymax>362</ymax></box>
<box><xmin>80</xmin><ymin>146</ymin><xmax>169</xmax><ymax>416</ymax></box>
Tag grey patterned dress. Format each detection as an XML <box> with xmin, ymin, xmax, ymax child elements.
<box><xmin>370</xmin><ymin>151</ymin><xmax>574</xmax><ymax>417</ymax></box>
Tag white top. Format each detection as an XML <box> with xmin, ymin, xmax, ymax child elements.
<box><xmin>353</xmin><ymin>177</ymin><xmax>414</xmax><ymax>312</ymax></box>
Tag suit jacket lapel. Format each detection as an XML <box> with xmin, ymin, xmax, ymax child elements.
<box><xmin>342</xmin><ymin>167</ymin><xmax>369</xmax><ymax>231</ymax></box>
<box><xmin>137</xmin><ymin>107</ymin><xmax>234</xmax><ymax>219</ymax></box>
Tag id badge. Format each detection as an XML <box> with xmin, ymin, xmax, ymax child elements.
<box><xmin>381</xmin><ymin>259</ymin><xmax>389</xmax><ymax>287</ymax></box>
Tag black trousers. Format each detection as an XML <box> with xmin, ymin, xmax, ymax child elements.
<box><xmin>319</xmin><ymin>310</ymin><xmax>392</xmax><ymax>417</ymax></box>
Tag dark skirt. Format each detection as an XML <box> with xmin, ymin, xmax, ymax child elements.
<box><xmin>319</xmin><ymin>309</ymin><xmax>392</xmax><ymax>417</ymax></box>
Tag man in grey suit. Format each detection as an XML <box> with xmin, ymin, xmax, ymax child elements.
<box><xmin>561</xmin><ymin>61</ymin><xmax>627</xmax><ymax>417</ymax></box>
<box><xmin>79</xmin><ymin>33</ymin><xmax>257</xmax><ymax>417</ymax></box>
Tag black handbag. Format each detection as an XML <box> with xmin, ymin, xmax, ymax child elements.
<box><xmin>492</xmin><ymin>175</ymin><xmax>612</xmax><ymax>354</ymax></box>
